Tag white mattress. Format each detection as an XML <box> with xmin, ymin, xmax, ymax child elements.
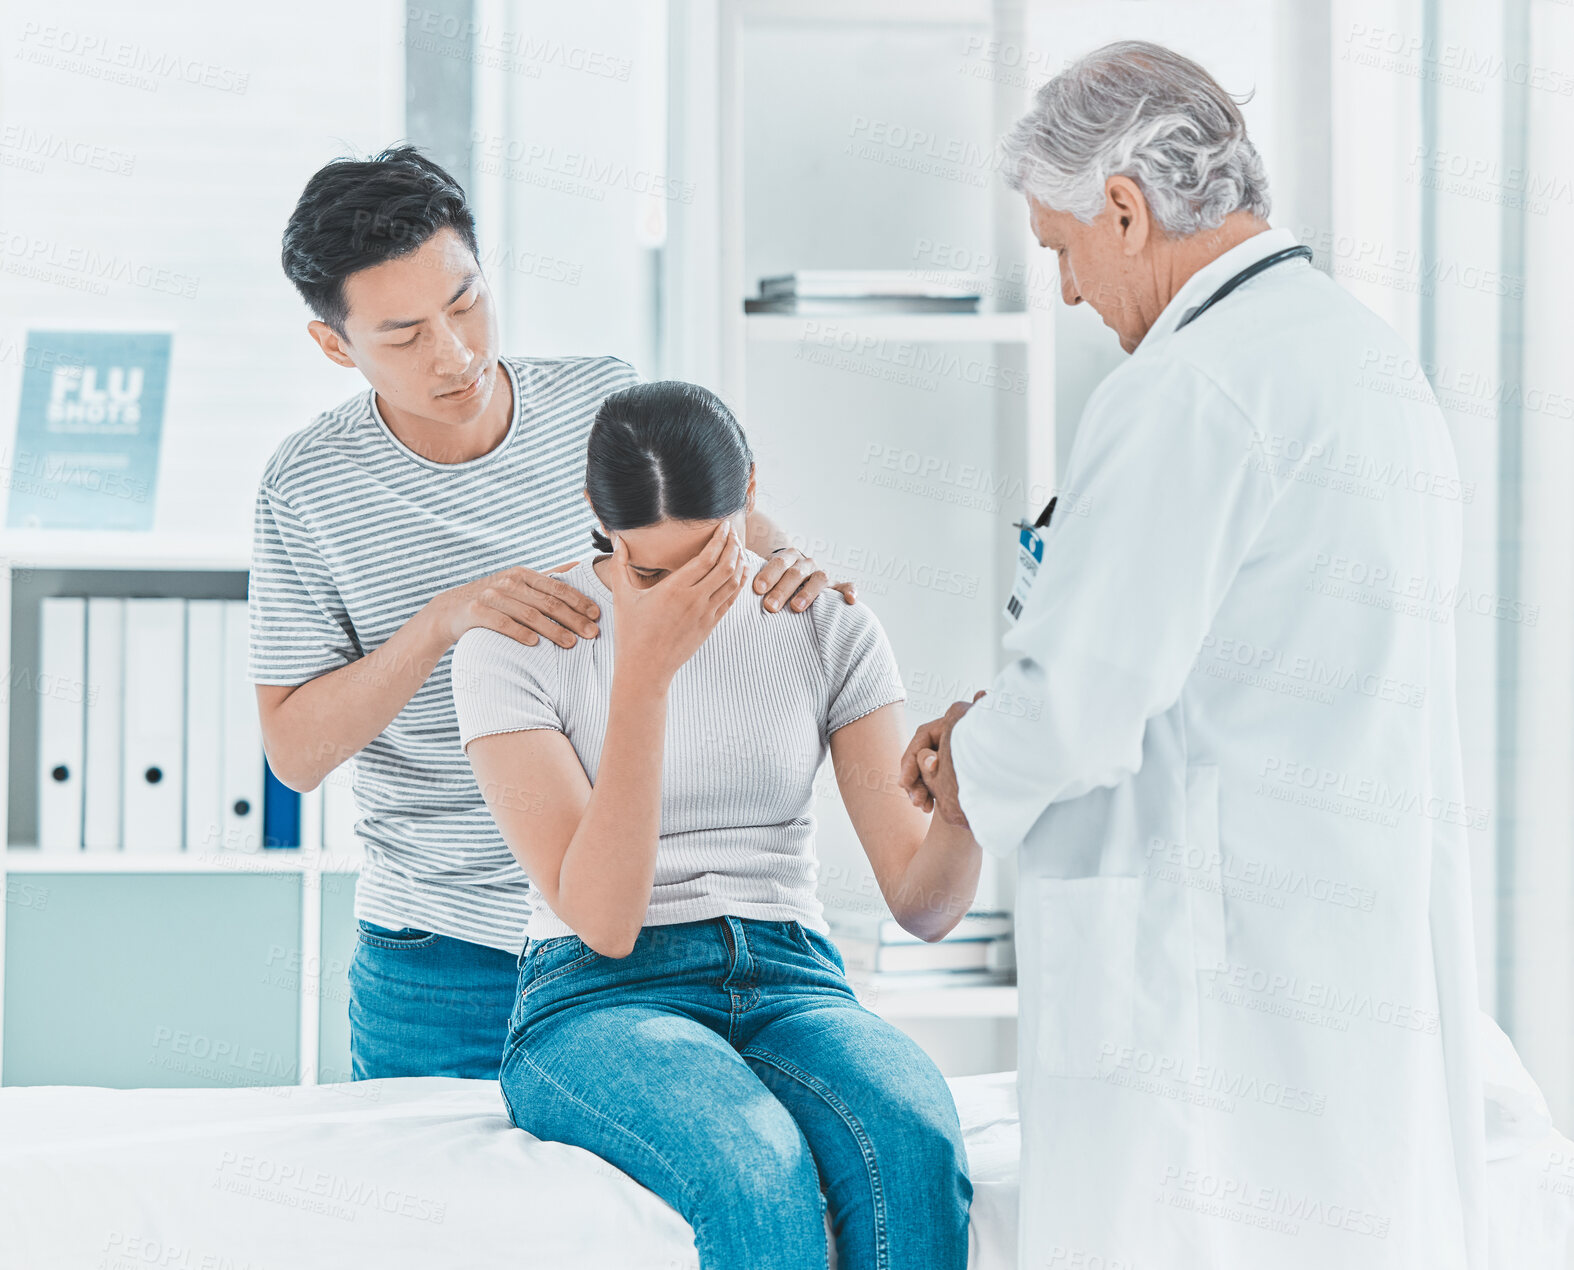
<box><xmin>0</xmin><ymin>1024</ymin><xmax>1568</xmax><ymax>1270</ymax></box>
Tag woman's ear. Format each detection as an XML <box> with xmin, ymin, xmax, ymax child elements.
<box><xmin>745</xmin><ymin>463</ymin><xmax>758</xmax><ymax>514</ymax></box>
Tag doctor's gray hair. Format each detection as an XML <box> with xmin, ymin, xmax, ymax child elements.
<box><xmin>1001</xmin><ymin>40</ymin><xmax>1271</xmax><ymax>237</ymax></box>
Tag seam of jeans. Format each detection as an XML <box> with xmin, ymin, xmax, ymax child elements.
<box><xmin>497</xmin><ymin>1065</ymin><xmax>519</xmax><ymax>1126</ymax></box>
<box><xmin>523</xmin><ymin>947</ymin><xmax>599</xmax><ymax>996</ymax></box>
<box><xmin>795</xmin><ymin>926</ymin><xmax>845</xmax><ymax>977</ymax></box>
<box><xmin>507</xmin><ymin>1045</ymin><xmax>694</xmax><ymax>1208</ymax></box>
<box><xmin>741</xmin><ymin>1046</ymin><xmax>888</xmax><ymax>1270</ymax></box>
<box><xmin>356</xmin><ymin>928</ymin><xmax>441</xmax><ymax>951</ymax></box>
<box><xmin>500</xmin><ymin>1020</ymin><xmax>530</xmax><ymax>1074</ymax></box>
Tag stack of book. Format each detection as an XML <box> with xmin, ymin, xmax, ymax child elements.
<box><xmin>745</xmin><ymin>270</ymin><xmax>983</xmax><ymax>315</ymax></box>
<box><xmin>827</xmin><ymin>909</ymin><xmax>1014</xmax><ymax>991</ymax></box>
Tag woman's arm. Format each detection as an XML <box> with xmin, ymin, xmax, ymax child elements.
<box><xmin>465</xmin><ymin>523</ymin><xmax>746</xmax><ymax>958</ymax></box>
<box><xmin>466</xmin><ymin>675</ymin><xmax>668</xmax><ymax>957</ymax></box>
<box><xmin>830</xmin><ymin>702</ymin><xmax>983</xmax><ymax>941</ymax></box>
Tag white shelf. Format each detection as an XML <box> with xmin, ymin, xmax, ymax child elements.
<box><xmin>3</xmin><ymin>848</ymin><xmax>362</xmax><ymax>874</ymax></box>
<box><xmin>746</xmin><ymin>311</ymin><xmax>1031</xmax><ymax>344</ymax></box>
<box><xmin>0</xmin><ymin>530</ymin><xmax>250</xmax><ymax>572</ymax></box>
<box><xmin>855</xmin><ymin>982</ymin><xmax>1017</xmax><ymax>1019</ymax></box>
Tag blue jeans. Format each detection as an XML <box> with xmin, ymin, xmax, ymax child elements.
<box><xmin>347</xmin><ymin>920</ymin><xmax>518</xmax><ymax>1079</ymax></box>
<box><xmin>501</xmin><ymin>917</ymin><xmax>972</xmax><ymax>1270</ymax></box>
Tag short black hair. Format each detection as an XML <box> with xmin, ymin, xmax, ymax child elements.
<box><xmin>585</xmin><ymin>382</ymin><xmax>754</xmax><ymax>555</ymax></box>
<box><xmin>281</xmin><ymin>144</ymin><xmax>478</xmax><ymax>335</ymax></box>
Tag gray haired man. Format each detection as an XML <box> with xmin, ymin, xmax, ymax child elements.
<box><xmin>903</xmin><ymin>40</ymin><xmax>1485</xmax><ymax>1270</ymax></box>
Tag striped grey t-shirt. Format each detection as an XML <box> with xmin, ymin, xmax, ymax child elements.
<box><xmin>248</xmin><ymin>354</ymin><xmax>639</xmax><ymax>953</ymax></box>
<box><xmin>450</xmin><ymin>550</ymin><xmax>906</xmax><ymax>943</ymax></box>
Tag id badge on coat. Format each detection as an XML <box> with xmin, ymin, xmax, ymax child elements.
<box><xmin>1004</xmin><ymin>496</ymin><xmax>1056</xmax><ymax>625</ymax></box>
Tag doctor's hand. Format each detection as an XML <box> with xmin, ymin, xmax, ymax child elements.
<box><xmin>900</xmin><ymin>692</ymin><xmax>985</xmax><ymax>828</ymax></box>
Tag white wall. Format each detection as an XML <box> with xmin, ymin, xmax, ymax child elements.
<box><xmin>0</xmin><ymin>0</ymin><xmax>404</xmax><ymax>547</ymax></box>
<box><xmin>1509</xmin><ymin>0</ymin><xmax>1574</xmax><ymax>1128</ymax></box>
<box><xmin>1426</xmin><ymin>0</ymin><xmax>1507</xmax><ymax>1038</ymax></box>
<box><xmin>472</xmin><ymin>0</ymin><xmax>669</xmax><ymax>374</ymax></box>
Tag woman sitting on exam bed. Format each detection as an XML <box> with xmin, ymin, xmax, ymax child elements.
<box><xmin>449</xmin><ymin>380</ymin><xmax>979</xmax><ymax>1270</ymax></box>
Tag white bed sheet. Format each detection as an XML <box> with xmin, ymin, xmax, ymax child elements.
<box><xmin>0</xmin><ymin>1071</ymin><xmax>1018</xmax><ymax>1270</ymax></box>
<box><xmin>1</xmin><ymin>1024</ymin><xmax>1569</xmax><ymax>1270</ymax></box>
<box><xmin>1479</xmin><ymin>1016</ymin><xmax>1574</xmax><ymax>1270</ymax></box>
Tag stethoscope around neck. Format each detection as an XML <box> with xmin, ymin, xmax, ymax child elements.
<box><xmin>1016</xmin><ymin>243</ymin><xmax>1315</xmax><ymax>537</ymax></box>
<box><xmin>1174</xmin><ymin>244</ymin><xmax>1315</xmax><ymax>331</ymax></box>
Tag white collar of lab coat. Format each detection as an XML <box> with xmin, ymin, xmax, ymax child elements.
<box><xmin>1136</xmin><ymin>225</ymin><xmax>1302</xmax><ymax>354</ymax></box>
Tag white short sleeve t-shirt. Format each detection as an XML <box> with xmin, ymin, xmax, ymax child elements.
<box><xmin>451</xmin><ymin>550</ymin><xmax>906</xmax><ymax>942</ymax></box>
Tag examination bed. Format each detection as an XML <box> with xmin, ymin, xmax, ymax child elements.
<box><xmin>1</xmin><ymin>1014</ymin><xmax>1569</xmax><ymax>1269</ymax></box>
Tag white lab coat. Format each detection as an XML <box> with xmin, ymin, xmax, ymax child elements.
<box><xmin>951</xmin><ymin>227</ymin><xmax>1486</xmax><ymax>1270</ymax></box>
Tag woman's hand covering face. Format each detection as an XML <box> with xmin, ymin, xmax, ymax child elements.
<box><xmin>607</xmin><ymin>521</ymin><xmax>748</xmax><ymax>685</ymax></box>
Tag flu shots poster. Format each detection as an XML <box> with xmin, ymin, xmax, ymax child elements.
<box><xmin>5</xmin><ymin>330</ymin><xmax>171</xmax><ymax>531</ymax></box>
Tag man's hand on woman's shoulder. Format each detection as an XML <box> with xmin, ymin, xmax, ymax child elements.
<box><xmin>754</xmin><ymin>545</ymin><xmax>857</xmax><ymax>614</ymax></box>
<box><xmin>432</xmin><ymin>562</ymin><xmax>602</xmax><ymax>649</ymax></box>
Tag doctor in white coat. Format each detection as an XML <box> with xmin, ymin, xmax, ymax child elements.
<box><xmin>902</xmin><ymin>40</ymin><xmax>1486</xmax><ymax>1270</ymax></box>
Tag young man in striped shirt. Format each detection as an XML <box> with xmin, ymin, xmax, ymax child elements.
<box><xmin>250</xmin><ymin>146</ymin><xmax>851</xmax><ymax>1080</ymax></box>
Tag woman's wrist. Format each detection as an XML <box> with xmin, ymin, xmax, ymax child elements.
<box><xmin>610</xmin><ymin>661</ymin><xmax>674</xmax><ymax>707</ymax></box>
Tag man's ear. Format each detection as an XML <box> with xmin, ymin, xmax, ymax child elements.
<box><xmin>1105</xmin><ymin>176</ymin><xmax>1151</xmax><ymax>256</ymax></box>
<box><xmin>307</xmin><ymin>319</ymin><xmax>357</xmax><ymax>369</ymax></box>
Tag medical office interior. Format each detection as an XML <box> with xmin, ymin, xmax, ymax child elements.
<box><xmin>1</xmin><ymin>0</ymin><xmax>1572</xmax><ymax>1263</ymax></box>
